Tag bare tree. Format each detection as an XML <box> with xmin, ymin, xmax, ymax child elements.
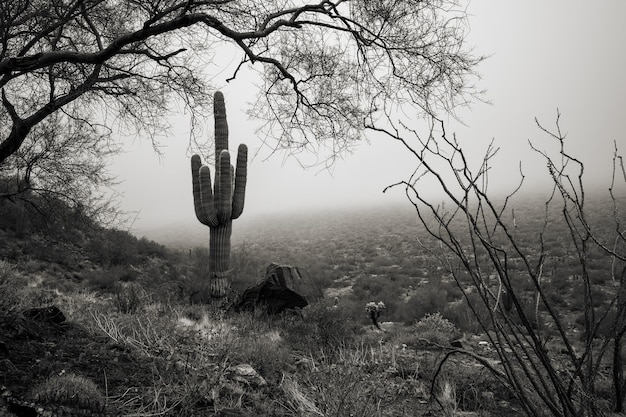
<box><xmin>0</xmin><ymin>0</ymin><xmax>482</xmax><ymax>217</ymax></box>
<box><xmin>0</xmin><ymin>112</ymin><xmax>121</xmax><ymax>224</ymax></box>
<box><xmin>379</xmin><ymin>112</ymin><xmax>626</xmax><ymax>416</ymax></box>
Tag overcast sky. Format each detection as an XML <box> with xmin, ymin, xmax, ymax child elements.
<box><xmin>110</xmin><ymin>1</ymin><xmax>626</xmax><ymax>232</ymax></box>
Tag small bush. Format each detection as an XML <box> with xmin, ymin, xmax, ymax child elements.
<box><xmin>84</xmin><ymin>266</ymin><xmax>137</xmax><ymax>291</ymax></box>
<box><xmin>443</xmin><ymin>294</ymin><xmax>490</xmax><ymax>333</ymax></box>
<box><xmin>283</xmin><ymin>300</ymin><xmax>357</xmax><ymax>356</ymax></box>
<box><xmin>86</xmin><ymin>229</ymin><xmax>139</xmax><ymax>266</ymax></box>
<box><xmin>136</xmin><ymin>237</ymin><xmax>168</xmax><ymax>258</ymax></box>
<box><xmin>113</xmin><ymin>283</ymin><xmax>145</xmax><ymax>314</ymax></box>
<box><xmin>228</xmin><ymin>333</ymin><xmax>291</xmax><ymax>385</ymax></box>
<box><xmin>0</xmin><ymin>260</ymin><xmax>21</xmax><ymax>313</ymax></box>
<box><xmin>351</xmin><ymin>275</ymin><xmax>403</xmax><ymax>303</ymax></box>
<box><xmin>395</xmin><ymin>283</ymin><xmax>448</xmax><ymax>324</ymax></box>
<box><xmin>29</xmin><ymin>373</ymin><xmax>105</xmax><ymax>411</ymax></box>
<box><xmin>413</xmin><ymin>312</ymin><xmax>460</xmax><ymax>345</ymax></box>
<box><xmin>296</xmin><ymin>364</ymin><xmax>421</xmax><ymax>417</ymax></box>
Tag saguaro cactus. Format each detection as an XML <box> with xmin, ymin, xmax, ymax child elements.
<box><xmin>191</xmin><ymin>91</ymin><xmax>248</xmax><ymax>297</ymax></box>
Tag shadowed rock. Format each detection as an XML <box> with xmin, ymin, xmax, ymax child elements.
<box><xmin>234</xmin><ymin>263</ymin><xmax>321</xmax><ymax>314</ymax></box>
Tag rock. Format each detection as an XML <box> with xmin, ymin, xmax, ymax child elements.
<box><xmin>261</xmin><ymin>286</ymin><xmax>307</xmax><ymax>315</ymax></box>
<box><xmin>264</xmin><ymin>263</ymin><xmax>323</xmax><ymax>302</ymax></box>
<box><xmin>226</xmin><ymin>364</ymin><xmax>266</xmax><ymax>388</ymax></box>
<box><xmin>234</xmin><ymin>263</ymin><xmax>322</xmax><ymax>314</ymax></box>
<box><xmin>22</xmin><ymin>306</ymin><xmax>66</xmax><ymax>324</ymax></box>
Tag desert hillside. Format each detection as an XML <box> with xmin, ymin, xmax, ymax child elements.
<box><xmin>1</xmin><ymin>193</ymin><xmax>624</xmax><ymax>416</ymax></box>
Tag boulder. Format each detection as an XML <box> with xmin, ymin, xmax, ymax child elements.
<box><xmin>234</xmin><ymin>263</ymin><xmax>322</xmax><ymax>314</ymax></box>
<box><xmin>265</xmin><ymin>263</ymin><xmax>323</xmax><ymax>301</ymax></box>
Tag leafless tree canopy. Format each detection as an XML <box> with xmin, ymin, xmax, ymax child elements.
<box><xmin>0</xmin><ymin>0</ymin><xmax>482</xmax><ymax>178</ymax></box>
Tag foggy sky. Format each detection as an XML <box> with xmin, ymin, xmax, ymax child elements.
<box><xmin>110</xmin><ymin>1</ymin><xmax>626</xmax><ymax>233</ymax></box>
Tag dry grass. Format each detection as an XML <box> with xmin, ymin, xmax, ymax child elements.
<box><xmin>1</xmin><ymin>263</ymin><xmax>526</xmax><ymax>417</ymax></box>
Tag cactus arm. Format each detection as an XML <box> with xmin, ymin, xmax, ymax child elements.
<box><xmin>213</xmin><ymin>91</ymin><xmax>229</xmax><ymax>154</ymax></box>
<box><xmin>199</xmin><ymin>165</ymin><xmax>219</xmax><ymax>227</ymax></box>
<box><xmin>230</xmin><ymin>165</ymin><xmax>235</xmax><ymax>201</ymax></box>
<box><xmin>216</xmin><ymin>150</ymin><xmax>232</xmax><ymax>223</ymax></box>
<box><xmin>232</xmin><ymin>144</ymin><xmax>247</xmax><ymax>219</ymax></box>
<box><xmin>191</xmin><ymin>154</ymin><xmax>211</xmax><ymax>226</ymax></box>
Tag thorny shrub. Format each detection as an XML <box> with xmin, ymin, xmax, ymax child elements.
<box><xmin>413</xmin><ymin>312</ymin><xmax>460</xmax><ymax>345</ymax></box>
<box><xmin>282</xmin><ymin>300</ymin><xmax>358</xmax><ymax>357</ymax></box>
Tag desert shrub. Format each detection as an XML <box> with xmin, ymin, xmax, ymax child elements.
<box><xmin>83</xmin><ymin>268</ymin><xmax>116</xmax><ymax>291</ymax></box>
<box><xmin>229</xmin><ymin>243</ymin><xmax>265</xmax><ymax>291</ymax></box>
<box><xmin>84</xmin><ymin>266</ymin><xmax>137</xmax><ymax>291</ymax></box>
<box><xmin>352</xmin><ymin>274</ymin><xmax>403</xmax><ymax>301</ymax></box>
<box><xmin>283</xmin><ymin>300</ymin><xmax>357</xmax><ymax>356</ymax></box>
<box><xmin>294</xmin><ymin>364</ymin><xmax>423</xmax><ymax>417</ymax></box>
<box><xmin>442</xmin><ymin>279</ymin><xmax>463</xmax><ymax>301</ymax></box>
<box><xmin>395</xmin><ymin>282</ymin><xmax>449</xmax><ymax>324</ymax></box>
<box><xmin>548</xmin><ymin>274</ymin><xmax>572</xmax><ymax>293</ymax></box>
<box><xmin>544</xmin><ymin>281</ymin><xmax>568</xmax><ymax>307</ymax></box>
<box><xmin>29</xmin><ymin>373</ymin><xmax>105</xmax><ymax>411</ymax></box>
<box><xmin>330</xmin><ymin>296</ymin><xmax>373</xmax><ymax>324</ymax></box>
<box><xmin>301</xmin><ymin>368</ymin><xmax>380</xmax><ymax>416</ymax></box>
<box><xmin>227</xmin><ymin>332</ymin><xmax>291</xmax><ymax>385</ymax></box>
<box><xmin>0</xmin><ymin>196</ymin><xmax>30</xmax><ymax>236</ymax></box>
<box><xmin>568</xmin><ymin>279</ymin><xmax>611</xmax><ymax>312</ymax></box>
<box><xmin>0</xmin><ymin>261</ymin><xmax>58</xmax><ymax>312</ymax></box>
<box><xmin>21</xmin><ymin>236</ymin><xmax>78</xmax><ymax>267</ymax></box>
<box><xmin>185</xmin><ymin>247</ymin><xmax>211</xmax><ymax>285</ymax></box>
<box><xmin>20</xmin><ymin>259</ymin><xmax>49</xmax><ymax>273</ymax></box>
<box><xmin>85</xmin><ymin>228</ymin><xmax>139</xmax><ymax>266</ymax></box>
<box><xmin>113</xmin><ymin>283</ymin><xmax>146</xmax><ymax>314</ymax></box>
<box><xmin>350</xmin><ymin>275</ymin><xmax>404</xmax><ymax>322</ymax></box>
<box><xmin>413</xmin><ymin>312</ymin><xmax>460</xmax><ymax>345</ymax></box>
<box><xmin>443</xmin><ymin>295</ymin><xmax>488</xmax><ymax>334</ymax></box>
<box><xmin>437</xmin><ymin>365</ymin><xmax>516</xmax><ymax>413</ymax></box>
<box><xmin>136</xmin><ymin>237</ymin><xmax>168</xmax><ymax>258</ymax></box>
<box><xmin>574</xmin><ymin>306</ymin><xmax>623</xmax><ymax>340</ymax></box>
<box><xmin>0</xmin><ymin>260</ymin><xmax>22</xmax><ymax>313</ymax></box>
<box><xmin>91</xmin><ymin>308</ymin><xmax>182</xmax><ymax>358</ymax></box>
<box><xmin>149</xmin><ymin>280</ymin><xmax>186</xmax><ymax>306</ymax></box>
<box><xmin>371</xmin><ymin>253</ymin><xmax>395</xmax><ymax>267</ymax></box>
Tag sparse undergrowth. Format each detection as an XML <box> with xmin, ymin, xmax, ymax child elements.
<box><xmin>1</xmin><ymin>190</ymin><xmax>623</xmax><ymax>417</ymax></box>
<box><xmin>1</xmin><ymin>260</ymin><xmax>525</xmax><ymax>417</ymax></box>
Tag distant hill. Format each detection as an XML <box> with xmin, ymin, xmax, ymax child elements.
<box><xmin>132</xmin><ymin>219</ymin><xmax>206</xmax><ymax>249</ymax></box>
<box><xmin>132</xmin><ymin>204</ymin><xmax>416</xmax><ymax>249</ymax></box>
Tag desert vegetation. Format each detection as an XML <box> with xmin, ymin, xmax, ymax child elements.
<box><xmin>0</xmin><ymin>1</ymin><xmax>623</xmax><ymax>416</ymax></box>
<box><xmin>1</xmin><ymin>161</ymin><xmax>624</xmax><ymax>416</ymax></box>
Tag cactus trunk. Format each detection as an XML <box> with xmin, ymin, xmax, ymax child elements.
<box><xmin>190</xmin><ymin>91</ymin><xmax>247</xmax><ymax>298</ymax></box>
<box><xmin>209</xmin><ymin>222</ymin><xmax>232</xmax><ymax>297</ymax></box>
